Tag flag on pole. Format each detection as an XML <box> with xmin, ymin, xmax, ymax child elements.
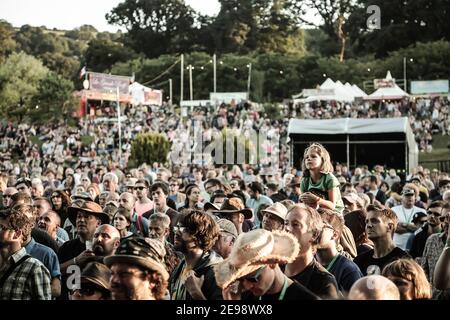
<box><xmin>79</xmin><ymin>66</ymin><xmax>87</xmax><ymax>79</ymax></box>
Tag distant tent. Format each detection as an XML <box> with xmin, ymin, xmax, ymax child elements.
<box><xmin>365</xmin><ymin>71</ymin><xmax>409</xmax><ymax>100</ymax></box>
<box><xmin>365</xmin><ymin>84</ymin><xmax>409</xmax><ymax>100</ymax></box>
<box><xmin>287</xmin><ymin>117</ymin><xmax>418</xmax><ymax>173</ymax></box>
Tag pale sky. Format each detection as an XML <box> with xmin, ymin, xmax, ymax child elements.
<box><xmin>0</xmin><ymin>0</ymin><xmax>221</xmax><ymax>32</ymax></box>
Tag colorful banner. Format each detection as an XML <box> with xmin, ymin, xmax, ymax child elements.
<box><xmin>89</xmin><ymin>72</ymin><xmax>131</xmax><ymax>94</ymax></box>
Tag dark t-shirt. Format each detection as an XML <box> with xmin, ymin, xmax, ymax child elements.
<box><xmin>356</xmin><ymin>243</ymin><xmax>373</xmax><ymax>257</ymax></box>
<box><xmin>32</xmin><ymin>227</ymin><xmax>59</xmax><ymax>254</ymax></box>
<box><xmin>328</xmin><ymin>254</ymin><xmax>363</xmax><ymax>292</ymax></box>
<box><xmin>410</xmin><ymin>225</ymin><xmax>432</xmax><ymax>258</ymax></box>
<box><xmin>249</xmin><ymin>280</ymin><xmax>319</xmax><ymax>300</ymax></box>
<box><xmin>289</xmin><ymin>259</ymin><xmax>340</xmax><ymax>299</ymax></box>
<box><xmin>57</xmin><ymin>238</ymin><xmax>87</xmax><ymax>300</ymax></box>
<box><xmin>353</xmin><ymin>247</ymin><xmax>410</xmax><ymax>276</ymax></box>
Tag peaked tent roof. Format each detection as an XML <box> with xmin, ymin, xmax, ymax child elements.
<box><xmin>365</xmin><ymin>84</ymin><xmax>409</xmax><ymax>100</ymax></box>
<box><xmin>352</xmin><ymin>84</ymin><xmax>367</xmax><ymax>97</ymax></box>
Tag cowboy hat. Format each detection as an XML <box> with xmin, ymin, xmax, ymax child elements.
<box><xmin>212</xmin><ymin>197</ymin><xmax>253</xmax><ymax>220</ymax></box>
<box><xmin>203</xmin><ymin>202</ymin><xmax>221</xmax><ymax>212</ymax></box>
<box><xmin>214</xmin><ymin>229</ymin><xmax>299</xmax><ymax>288</ymax></box>
<box><xmin>104</xmin><ymin>237</ymin><xmax>169</xmax><ymax>281</ymax></box>
<box><xmin>287</xmin><ymin>176</ymin><xmax>301</xmax><ymax>187</ymax></box>
<box><xmin>80</xmin><ymin>262</ymin><xmax>111</xmax><ymax>292</ymax></box>
<box><xmin>342</xmin><ymin>193</ymin><xmax>364</xmax><ymax>207</ymax></box>
<box><xmin>68</xmin><ymin>200</ymin><xmax>110</xmax><ymax>225</ymax></box>
<box><xmin>261</xmin><ymin>202</ymin><xmax>288</xmax><ymax>221</ymax></box>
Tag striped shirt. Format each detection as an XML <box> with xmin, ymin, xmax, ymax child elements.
<box><xmin>0</xmin><ymin>247</ymin><xmax>51</xmax><ymax>300</ymax></box>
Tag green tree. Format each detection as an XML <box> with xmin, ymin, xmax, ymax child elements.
<box><xmin>129</xmin><ymin>132</ymin><xmax>171</xmax><ymax>168</ymax></box>
<box><xmin>0</xmin><ymin>20</ymin><xmax>17</xmax><ymax>63</ymax></box>
<box><xmin>347</xmin><ymin>0</ymin><xmax>450</xmax><ymax>57</ymax></box>
<box><xmin>15</xmin><ymin>25</ymin><xmax>69</xmax><ymax>56</ymax></box>
<box><xmin>0</xmin><ymin>52</ymin><xmax>49</xmax><ymax>119</ymax></box>
<box><xmin>28</xmin><ymin>73</ymin><xmax>76</xmax><ymax>124</ymax></box>
<box><xmin>64</xmin><ymin>25</ymin><xmax>98</xmax><ymax>41</ymax></box>
<box><xmin>85</xmin><ymin>39</ymin><xmax>139</xmax><ymax>73</ymax></box>
<box><xmin>211</xmin><ymin>0</ymin><xmax>306</xmax><ymax>54</ymax></box>
<box><xmin>106</xmin><ymin>0</ymin><xmax>197</xmax><ymax>57</ymax></box>
<box><xmin>289</xmin><ymin>0</ymin><xmax>358</xmax><ymax>60</ymax></box>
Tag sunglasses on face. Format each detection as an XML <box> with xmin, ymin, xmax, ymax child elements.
<box><xmin>238</xmin><ymin>266</ymin><xmax>266</xmax><ymax>283</ymax></box>
<box><xmin>427</xmin><ymin>210</ymin><xmax>440</xmax><ymax>216</ymax></box>
<box><xmin>69</xmin><ymin>284</ymin><xmax>102</xmax><ymax>296</ymax></box>
<box><xmin>173</xmin><ymin>226</ymin><xmax>187</xmax><ymax>233</ymax></box>
<box><xmin>134</xmin><ymin>186</ymin><xmax>145</xmax><ymax>191</ymax></box>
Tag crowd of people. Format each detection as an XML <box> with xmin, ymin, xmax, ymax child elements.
<box><xmin>0</xmin><ymin>94</ymin><xmax>449</xmax><ymax>300</ymax></box>
<box><xmin>1</xmin><ymin>135</ymin><xmax>449</xmax><ymax>300</ymax></box>
<box><xmin>1</xmin><ymin>96</ymin><xmax>448</xmax><ymax>179</ymax></box>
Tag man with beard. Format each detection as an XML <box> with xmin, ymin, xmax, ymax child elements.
<box><xmin>91</xmin><ymin>224</ymin><xmax>120</xmax><ymax>261</ymax></box>
<box><xmin>105</xmin><ymin>237</ymin><xmax>169</xmax><ymax>300</ymax></box>
<box><xmin>410</xmin><ymin>201</ymin><xmax>445</xmax><ymax>259</ymax></box>
<box><xmin>0</xmin><ymin>205</ymin><xmax>51</xmax><ymax>299</ymax></box>
<box><xmin>120</xmin><ymin>191</ymin><xmax>149</xmax><ymax>237</ymax></box>
<box><xmin>169</xmin><ymin>211</ymin><xmax>223</xmax><ymax>300</ymax></box>
<box><xmin>148</xmin><ymin>212</ymin><xmax>181</xmax><ymax>275</ymax></box>
<box><xmin>58</xmin><ymin>200</ymin><xmax>109</xmax><ymax>299</ymax></box>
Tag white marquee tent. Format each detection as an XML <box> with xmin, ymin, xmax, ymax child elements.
<box><xmin>293</xmin><ymin>78</ymin><xmax>367</xmax><ymax>103</ymax></box>
<box><xmin>287</xmin><ymin>117</ymin><xmax>418</xmax><ymax>173</ymax></box>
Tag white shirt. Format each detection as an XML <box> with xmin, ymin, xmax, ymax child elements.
<box><xmin>392</xmin><ymin>205</ymin><xmax>426</xmax><ymax>250</ymax></box>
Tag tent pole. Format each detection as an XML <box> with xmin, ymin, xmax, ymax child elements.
<box><xmin>346</xmin><ymin>134</ymin><xmax>350</xmax><ymax>170</ymax></box>
<box><xmin>405</xmin><ymin>141</ymin><xmax>408</xmax><ymax>175</ymax></box>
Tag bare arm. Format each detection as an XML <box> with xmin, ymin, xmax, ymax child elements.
<box><xmin>434</xmin><ymin>242</ymin><xmax>450</xmax><ymax>290</ymax></box>
<box><xmin>51</xmin><ymin>278</ymin><xmax>61</xmax><ymax>298</ymax></box>
<box><xmin>395</xmin><ymin>223</ymin><xmax>418</xmax><ymax>234</ymax></box>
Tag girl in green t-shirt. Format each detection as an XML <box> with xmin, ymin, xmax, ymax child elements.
<box><xmin>299</xmin><ymin>143</ymin><xmax>344</xmax><ymax>213</ymax></box>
